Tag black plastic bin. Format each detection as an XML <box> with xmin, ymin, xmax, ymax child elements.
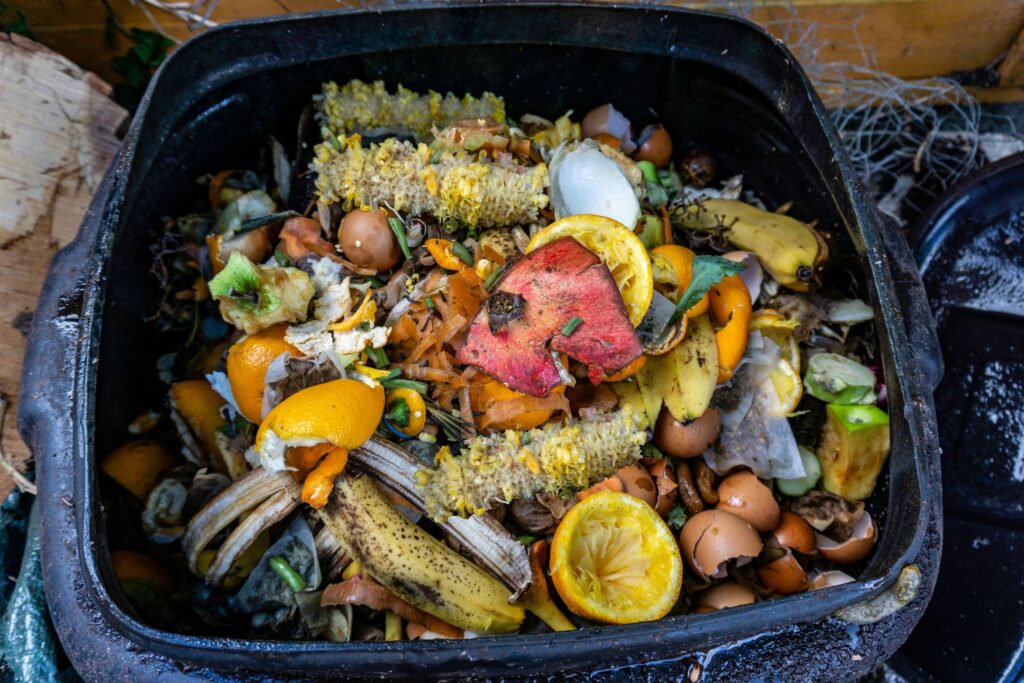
<box><xmin>18</xmin><ymin>3</ymin><xmax>943</xmax><ymax>680</ymax></box>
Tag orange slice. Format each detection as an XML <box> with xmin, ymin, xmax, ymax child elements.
<box><xmin>226</xmin><ymin>323</ymin><xmax>299</xmax><ymax>423</ymax></box>
<box><xmin>550</xmin><ymin>490</ymin><xmax>682</xmax><ymax>624</ymax></box>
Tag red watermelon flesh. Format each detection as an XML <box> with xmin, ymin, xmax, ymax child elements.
<box><xmin>457</xmin><ymin>236</ymin><xmax>642</xmax><ymax>396</ymax></box>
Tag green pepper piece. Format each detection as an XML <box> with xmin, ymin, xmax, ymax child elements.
<box><xmin>817</xmin><ymin>404</ymin><xmax>890</xmax><ymax>501</ymax></box>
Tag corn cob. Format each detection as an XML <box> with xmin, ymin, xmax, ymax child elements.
<box><xmin>316</xmin><ymin>79</ymin><xmax>506</xmax><ymax>141</ymax></box>
<box><xmin>313</xmin><ymin>136</ymin><xmax>549</xmax><ymax>228</ymax></box>
<box><xmin>416</xmin><ymin>405</ymin><xmax>648</xmax><ymax>520</ymax></box>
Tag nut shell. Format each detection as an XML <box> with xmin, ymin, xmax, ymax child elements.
<box><xmin>716</xmin><ymin>470</ymin><xmax>781</xmax><ymax>533</ymax></box>
<box><xmin>679</xmin><ymin>509</ymin><xmax>763</xmax><ymax>581</ymax></box>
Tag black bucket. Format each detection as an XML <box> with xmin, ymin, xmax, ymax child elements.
<box><xmin>18</xmin><ymin>3</ymin><xmax>942</xmax><ymax>680</ymax></box>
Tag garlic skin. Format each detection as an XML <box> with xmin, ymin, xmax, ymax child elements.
<box><xmin>550</xmin><ymin>141</ymin><xmax>640</xmax><ymax>230</ymax></box>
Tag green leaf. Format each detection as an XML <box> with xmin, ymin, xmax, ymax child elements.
<box><xmin>111</xmin><ymin>55</ymin><xmax>147</xmax><ymax>87</ymax></box>
<box><xmin>665</xmin><ymin>255</ymin><xmax>745</xmax><ymax>329</ymax></box>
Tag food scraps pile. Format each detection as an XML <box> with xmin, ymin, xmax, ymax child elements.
<box><xmin>104</xmin><ymin>80</ymin><xmax>891</xmax><ymax>640</ymax></box>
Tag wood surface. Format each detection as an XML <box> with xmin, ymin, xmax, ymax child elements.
<box><xmin>0</xmin><ymin>33</ymin><xmax>127</xmax><ymax>497</ymax></box>
<box><xmin>16</xmin><ymin>0</ymin><xmax>1024</xmax><ymax>101</ymax></box>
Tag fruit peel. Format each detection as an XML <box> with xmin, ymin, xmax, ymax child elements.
<box><xmin>458</xmin><ymin>237</ymin><xmax>642</xmax><ymax>396</ymax></box>
<box><xmin>209</xmin><ymin>252</ymin><xmax>315</xmax><ymax>335</ymax></box>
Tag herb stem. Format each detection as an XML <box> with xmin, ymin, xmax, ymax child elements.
<box><xmin>269</xmin><ymin>556</ymin><xmax>306</xmax><ymax>592</ymax></box>
<box><xmin>366</xmin><ymin>346</ymin><xmax>389</xmax><ymax>368</ymax></box>
<box><xmin>483</xmin><ymin>265</ymin><xmax>505</xmax><ymax>290</ymax></box>
<box><xmin>561</xmin><ymin>316</ymin><xmax>583</xmax><ymax>336</ymax></box>
<box><xmin>450</xmin><ymin>241</ymin><xmax>475</xmax><ymax>267</ymax></box>
<box><xmin>380</xmin><ymin>377</ymin><xmax>428</xmax><ymax>394</ymax></box>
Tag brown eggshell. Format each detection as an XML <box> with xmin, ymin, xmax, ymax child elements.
<box><xmin>580</xmin><ymin>104</ymin><xmax>636</xmax><ymax>153</ymax></box>
<box><xmin>654</xmin><ymin>407</ymin><xmax>721</xmax><ymax>458</ymax></box>
<box><xmin>616</xmin><ymin>464</ymin><xmax>657</xmax><ymax>507</ymax></box>
<box><xmin>758</xmin><ymin>552</ymin><xmax>807</xmax><ymax>595</ymax></box>
<box><xmin>716</xmin><ymin>471</ymin><xmax>781</xmax><ymax>533</ymax></box>
<box><xmin>816</xmin><ymin>512</ymin><xmax>876</xmax><ymax>564</ymax></box>
<box><xmin>771</xmin><ymin>511</ymin><xmax>817</xmax><ymax>555</ymax></box>
<box><xmin>634</xmin><ymin>125</ymin><xmax>673</xmax><ymax>168</ymax></box>
<box><xmin>679</xmin><ymin>510</ymin><xmax>763</xmax><ymax>581</ymax></box>
<box><xmin>808</xmin><ymin>569</ymin><xmax>856</xmax><ymax>591</ymax></box>
<box><xmin>338</xmin><ymin>209</ymin><xmax>401</xmax><ymax>272</ymax></box>
<box><xmin>694</xmin><ymin>581</ymin><xmax>756</xmax><ymax>611</ymax></box>
<box><xmin>647</xmin><ymin>459</ymin><xmax>679</xmax><ymax>516</ymax></box>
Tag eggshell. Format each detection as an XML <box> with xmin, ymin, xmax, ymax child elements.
<box><xmin>694</xmin><ymin>581</ymin><xmax>756</xmax><ymax>611</ymax></box>
<box><xmin>616</xmin><ymin>464</ymin><xmax>657</xmax><ymax>507</ymax></box>
<box><xmin>758</xmin><ymin>552</ymin><xmax>807</xmax><ymax>595</ymax></box>
<box><xmin>816</xmin><ymin>512</ymin><xmax>876</xmax><ymax>564</ymax></box>
<box><xmin>634</xmin><ymin>125</ymin><xmax>673</xmax><ymax>168</ymax></box>
<box><xmin>679</xmin><ymin>510</ymin><xmax>763</xmax><ymax>581</ymax></box>
<box><xmin>338</xmin><ymin>209</ymin><xmax>400</xmax><ymax>272</ymax></box>
<box><xmin>581</xmin><ymin>103</ymin><xmax>635</xmax><ymax>153</ymax></box>
<box><xmin>647</xmin><ymin>459</ymin><xmax>679</xmax><ymax>516</ymax></box>
<box><xmin>716</xmin><ymin>470</ymin><xmax>781</xmax><ymax>533</ymax></box>
<box><xmin>808</xmin><ymin>569</ymin><xmax>856</xmax><ymax>591</ymax></box>
<box><xmin>654</xmin><ymin>407</ymin><xmax>721</xmax><ymax>458</ymax></box>
<box><xmin>771</xmin><ymin>511</ymin><xmax>817</xmax><ymax>555</ymax></box>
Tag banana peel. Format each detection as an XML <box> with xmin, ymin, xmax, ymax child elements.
<box><xmin>676</xmin><ymin>199</ymin><xmax>825</xmax><ymax>291</ymax></box>
<box><xmin>319</xmin><ymin>473</ymin><xmax>524</xmax><ymax>634</ymax></box>
<box><xmin>514</xmin><ymin>540</ymin><xmax>576</xmax><ymax>632</ymax></box>
<box><xmin>612</xmin><ymin>313</ymin><xmax>719</xmax><ymax>425</ymax></box>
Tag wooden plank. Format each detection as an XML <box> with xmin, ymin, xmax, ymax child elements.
<box><xmin>997</xmin><ymin>26</ymin><xmax>1024</xmax><ymax>87</ymax></box>
<box><xmin>0</xmin><ymin>34</ymin><xmax>127</xmax><ymax>498</ymax></box>
<box><xmin>18</xmin><ymin>0</ymin><xmax>1024</xmax><ymax>93</ymax></box>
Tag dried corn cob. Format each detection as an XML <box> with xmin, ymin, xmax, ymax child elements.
<box><xmin>313</xmin><ymin>136</ymin><xmax>549</xmax><ymax>229</ymax></box>
<box><xmin>416</xmin><ymin>405</ymin><xmax>648</xmax><ymax>520</ymax></box>
<box><xmin>316</xmin><ymin>79</ymin><xmax>506</xmax><ymax>141</ymax></box>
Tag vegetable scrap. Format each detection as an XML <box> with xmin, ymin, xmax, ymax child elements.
<box><xmin>103</xmin><ymin>80</ymin><xmax>890</xmax><ymax>643</ymax></box>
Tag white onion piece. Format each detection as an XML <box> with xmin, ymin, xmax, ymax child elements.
<box><xmin>723</xmin><ymin>251</ymin><xmax>764</xmax><ymax>304</ymax></box>
<box><xmin>550</xmin><ymin>141</ymin><xmax>640</xmax><ymax>229</ymax></box>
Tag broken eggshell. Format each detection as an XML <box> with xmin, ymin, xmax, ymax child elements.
<box><xmin>715</xmin><ymin>470</ymin><xmax>780</xmax><ymax>533</ymax></box>
<box><xmin>647</xmin><ymin>459</ymin><xmax>679</xmax><ymax>516</ymax></box>
<box><xmin>580</xmin><ymin>103</ymin><xmax>636</xmax><ymax>154</ymax></box>
<box><xmin>807</xmin><ymin>569</ymin><xmax>855</xmax><ymax>591</ymax></box>
<box><xmin>654</xmin><ymin>407</ymin><xmax>722</xmax><ymax>459</ymax></box>
<box><xmin>758</xmin><ymin>551</ymin><xmax>807</xmax><ymax>595</ymax></box>
<box><xmin>770</xmin><ymin>511</ymin><xmax>817</xmax><ymax>555</ymax></box>
<box><xmin>549</xmin><ymin>140</ymin><xmax>641</xmax><ymax>230</ymax></box>
<box><xmin>694</xmin><ymin>580</ymin><xmax>756</xmax><ymax>613</ymax></box>
<box><xmin>679</xmin><ymin>509</ymin><xmax>763</xmax><ymax>581</ymax></box>
<box><xmin>816</xmin><ymin>512</ymin><xmax>876</xmax><ymax>564</ymax></box>
<box><xmin>616</xmin><ymin>463</ymin><xmax>658</xmax><ymax>507</ymax></box>
<box><xmin>634</xmin><ymin>125</ymin><xmax>673</xmax><ymax>168</ymax></box>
